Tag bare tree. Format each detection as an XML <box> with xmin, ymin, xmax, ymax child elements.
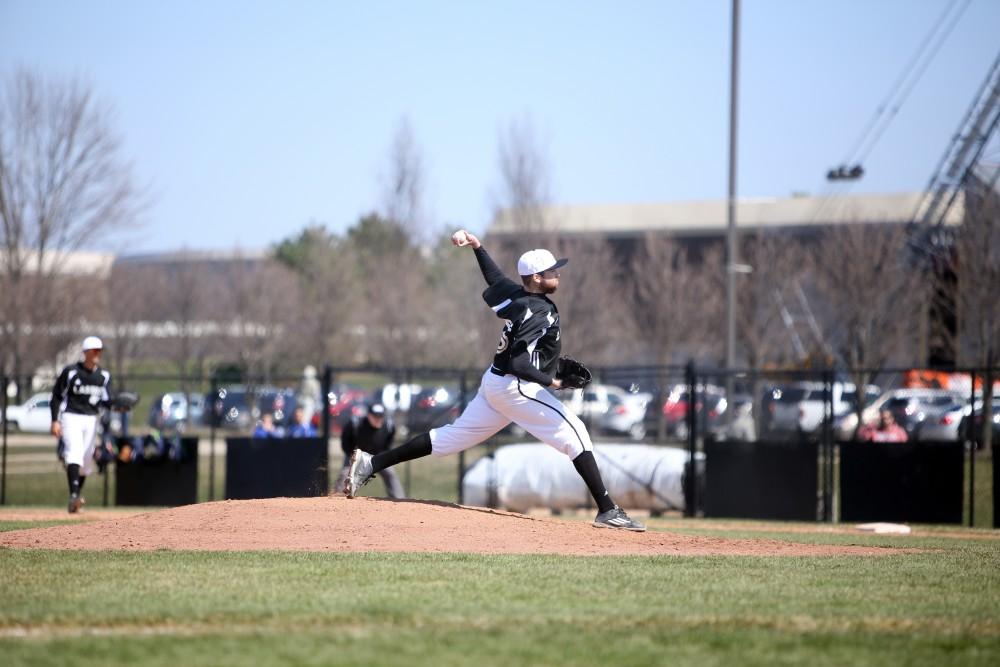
<box><xmin>545</xmin><ymin>237</ymin><xmax>636</xmax><ymax>365</ymax></box>
<box><xmin>738</xmin><ymin>232</ymin><xmax>815</xmax><ymax>369</ymax></box>
<box><xmin>287</xmin><ymin>233</ymin><xmax>361</xmax><ymax>367</ymax></box>
<box><xmin>954</xmin><ymin>180</ymin><xmax>1000</xmax><ymax>453</ymax></box>
<box><xmin>0</xmin><ymin>69</ymin><xmax>140</xmax><ymax>388</ymax></box>
<box><xmin>628</xmin><ymin>233</ymin><xmax>721</xmax><ymax>366</ymax></box>
<box><xmin>381</xmin><ymin>117</ymin><xmax>429</xmax><ymax>243</ymax></box>
<box><xmin>217</xmin><ymin>255</ymin><xmax>300</xmax><ymax>381</ymax></box>
<box><xmin>102</xmin><ymin>262</ymin><xmax>166</xmax><ymax>385</ymax></box>
<box><xmin>814</xmin><ymin>222</ymin><xmax>925</xmax><ymax>436</ymax></box>
<box><xmin>491</xmin><ymin>114</ymin><xmax>553</xmax><ymax>235</ymax></box>
<box><xmin>422</xmin><ymin>233</ymin><xmax>492</xmax><ymax>369</ymax></box>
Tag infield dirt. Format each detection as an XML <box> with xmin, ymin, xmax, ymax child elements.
<box><xmin>0</xmin><ymin>496</ymin><xmax>911</xmax><ymax>556</ymax></box>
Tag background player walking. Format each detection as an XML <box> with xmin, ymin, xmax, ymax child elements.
<box><xmin>50</xmin><ymin>336</ymin><xmax>113</xmax><ymax>513</ymax></box>
<box><xmin>345</xmin><ymin>230</ymin><xmax>645</xmax><ymax>531</ymax></box>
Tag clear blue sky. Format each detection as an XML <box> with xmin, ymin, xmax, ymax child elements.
<box><xmin>2</xmin><ymin>0</ymin><xmax>998</xmax><ymax>252</ymax></box>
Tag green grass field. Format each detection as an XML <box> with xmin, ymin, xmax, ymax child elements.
<box><xmin>1</xmin><ymin>518</ymin><xmax>999</xmax><ymax>667</ymax></box>
<box><xmin>2</xmin><ymin>438</ymin><xmax>997</xmax><ymax>665</ymax></box>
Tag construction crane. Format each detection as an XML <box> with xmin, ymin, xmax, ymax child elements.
<box><xmin>908</xmin><ymin>50</ymin><xmax>1000</xmax><ymax>259</ymax></box>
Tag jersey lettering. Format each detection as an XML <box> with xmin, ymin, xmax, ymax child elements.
<box><xmin>495</xmin><ymin>320</ymin><xmax>513</xmax><ymax>353</ymax></box>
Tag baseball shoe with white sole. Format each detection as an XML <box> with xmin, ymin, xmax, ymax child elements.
<box><xmin>593</xmin><ymin>506</ymin><xmax>645</xmax><ymax>532</ymax></box>
<box><xmin>344</xmin><ymin>450</ymin><xmax>374</xmax><ymax>498</ymax></box>
<box><xmin>67</xmin><ymin>493</ymin><xmax>83</xmax><ymax>514</ymax></box>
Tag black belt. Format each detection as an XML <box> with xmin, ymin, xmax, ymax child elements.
<box><xmin>489</xmin><ymin>366</ymin><xmax>507</xmax><ymax>377</ymax></box>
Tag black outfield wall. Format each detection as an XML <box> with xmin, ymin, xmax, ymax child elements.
<box><xmin>225</xmin><ymin>437</ymin><xmax>328</xmax><ymax>500</ymax></box>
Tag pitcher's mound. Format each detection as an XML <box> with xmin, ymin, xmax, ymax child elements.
<box><xmin>0</xmin><ymin>496</ymin><xmax>902</xmax><ymax>557</ymax></box>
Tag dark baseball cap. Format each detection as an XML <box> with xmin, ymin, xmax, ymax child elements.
<box><xmin>368</xmin><ymin>403</ymin><xmax>386</xmax><ymax>416</ymax></box>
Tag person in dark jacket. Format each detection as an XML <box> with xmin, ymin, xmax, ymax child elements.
<box><xmin>336</xmin><ymin>403</ymin><xmax>404</xmax><ymax>498</ymax></box>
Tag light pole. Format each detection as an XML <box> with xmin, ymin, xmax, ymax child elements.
<box><xmin>725</xmin><ymin>0</ymin><xmax>741</xmax><ymax>423</ymax></box>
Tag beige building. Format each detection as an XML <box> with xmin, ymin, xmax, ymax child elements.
<box><xmin>490</xmin><ymin>191</ymin><xmax>965</xmax><ymax>240</ymax></box>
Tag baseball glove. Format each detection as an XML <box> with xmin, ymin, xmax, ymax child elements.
<box><xmin>556</xmin><ymin>356</ymin><xmax>592</xmax><ymax>390</ymax></box>
<box><xmin>110</xmin><ymin>391</ymin><xmax>140</xmax><ymax>411</ymax></box>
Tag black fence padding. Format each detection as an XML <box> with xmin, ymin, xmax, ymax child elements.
<box><xmin>994</xmin><ymin>453</ymin><xmax>999</xmax><ymax>529</ymax></box>
<box><xmin>115</xmin><ymin>437</ymin><xmax>198</xmax><ymax>506</ymax></box>
<box><xmin>704</xmin><ymin>440</ymin><xmax>819</xmax><ymax>521</ymax></box>
<box><xmin>840</xmin><ymin>440</ymin><xmax>964</xmax><ymax>525</ymax></box>
<box><xmin>225</xmin><ymin>437</ymin><xmax>328</xmax><ymax>500</ymax></box>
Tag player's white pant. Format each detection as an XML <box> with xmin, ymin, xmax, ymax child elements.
<box><xmin>60</xmin><ymin>412</ymin><xmax>99</xmax><ymax>476</ymax></box>
<box><xmin>430</xmin><ymin>369</ymin><xmax>593</xmax><ymax>459</ymax></box>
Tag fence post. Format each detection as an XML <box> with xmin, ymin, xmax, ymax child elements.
<box><xmin>321</xmin><ymin>364</ymin><xmax>333</xmax><ymax>444</ymax></box>
<box><xmin>457</xmin><ymin>371</ymin><xmax>468</xmax><ymax>505</ymax></box>
<box><xmin>209</xmin><ymin>376</ymin><xmax>218</xmax><ymax>501</ymax></box>
<box><xmin>969</xmin><ymin>369</ymin><xmax>976</xmax><ymax>528</ymax></box>
<box><xmin>685</xmin><ymin>360</ymin><xmax>697</xmax><ymax>517</ymax></box>
<box><xmin>822</xmin><ymin>368</ymin><xmax>834</xmax><ymax>522</ymax></box>
<box><xmin>1</xmin><ymin>370</ymin><xmax>7</xmax><ymax>506</ymax></box>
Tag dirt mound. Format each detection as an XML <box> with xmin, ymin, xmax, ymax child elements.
<box><xmin>0</xmin><ymin>497</ymin><xmax>905</xmax><ymax>556</ymax></box>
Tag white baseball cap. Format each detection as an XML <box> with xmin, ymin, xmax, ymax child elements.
<box><xmin>517</xmin><ymin>249</ymin><xmax>569</xmax><ymax>276</ymax></box>
<box><xmin>81</xmin><ymin>336</ymin><xmax>103</xmax><ymax>351</ymax></box>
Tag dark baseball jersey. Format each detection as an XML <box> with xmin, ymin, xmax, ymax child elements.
<box><xmin>475</xmin><ymin>248</ymin><xmax>561</xmax><ymax>386</ymax></box>
<box><xmin>341</xmin><ymin>416</ymin><xmax>396</xmax><ymax>457</ymax></box>
<box><xmin>50</xmin><ymin>362</ymin><xmax>112</xmax><ymax>420</ymax></box>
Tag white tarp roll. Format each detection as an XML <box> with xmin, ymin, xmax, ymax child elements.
<box><xmin>461</xmin><ymin>443</ymin><xmax>698</xmax><ymax>513</ymax></box>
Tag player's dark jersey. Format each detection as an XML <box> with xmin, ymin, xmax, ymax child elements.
<box><xmin>341</xmin><ymin>415</ymin><xmax>396</xmax><ymax>456</ymax></box>
<box><xmin>50</xmin><ymin>362</ymin><xmax>112</xmax><ymax>420</ymax></box>
<box><xmin>475</xmin><ymin>248</ymin><xmax>561</xmax><ymax>385</ymax></box>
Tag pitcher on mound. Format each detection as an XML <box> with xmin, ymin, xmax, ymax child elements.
<box><xmin>344</xmin><ymin>230</ymin><xmax>644</xmax><ymax>531</ymax></box>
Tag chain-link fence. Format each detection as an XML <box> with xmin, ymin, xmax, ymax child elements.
<box><xmin>2</xmin><ymin>363</ymin><xmax>996</xmax><ymax>527</ymax></box>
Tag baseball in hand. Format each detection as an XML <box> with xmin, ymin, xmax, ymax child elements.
<box><xmin>451</xmin><ymin>230</ymin><xmax>469</xmax><ymax>246</ymax></box>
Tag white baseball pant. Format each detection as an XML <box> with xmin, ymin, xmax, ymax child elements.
<box><xmin>60</xmin><ymin>412</ymin><xmax>99</xmax><ymax>476</ymax></box>
<box><xmin>429</xmin><ymin>369</ymin><xmax>592</xmax><ymax>458</ymax></box>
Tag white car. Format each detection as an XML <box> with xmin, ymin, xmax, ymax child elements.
<box><xmin>599</xmin><ymin>391</ymin><xmax>653</xmax><ymax>441</ymax></box>
<box><xmin>561</xmin><ymin>384</ymin><xmax>644</xmax><ymax>423</ymax></box>
<box><xmin>3</xmin><ymin>392</ymin><xmax>54</xmax><ymax>433</ymax></box>
<box><xmin>769</xmin><ymin>381</ymin><xmax>880</xmax><ymax>436</ymax></box>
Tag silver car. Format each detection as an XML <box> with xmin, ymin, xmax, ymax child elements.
<box><xmin>914</xmin><ymin>401</ymin><xmax>971</xmax><ymax>441</ymax></box>
<box><xmin>599</xmin><ymin>391</ymin><xmax>652</xmax><ymax>441</ymax></box>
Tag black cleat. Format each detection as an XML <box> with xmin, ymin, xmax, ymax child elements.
<box><xmin>68</xmin><ymin>493</ymin><xmax>83</xmax><ymax>514</ymax></box>
<box><xmin>593</xmin><ymin>506</ymin><xmax>645</xmax><ymax>532</ymax></box>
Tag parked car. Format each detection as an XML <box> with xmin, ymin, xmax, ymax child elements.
<box><xmin>407</xmin><ymin>386</ymin><xmax>461</xmax><ymax>433</ymax></box>
<box><xmin>880</xmin><ymin>393</ymin><xmax>961</xmax><ymax>437</ymax></box>
<box><xmin>3</xmin><ymin>392</ymin><xmax>53</xmax><ymax>433</ymax></box>
<box><xmin>966</xmin><ymin>403</ymin><xmax>1000</xmax><ymax>448</ymax></box>
<box><xmin>644</xmin><ymin>384</ymin><xmax>727</xmax><ymax>440</ymax></box>
<box><xmin>311</xmin><ymin>384</ymin><xmax>370</xmax><ymax>433</ymax></box>
<box><xmin>599</xmin><ymin>391</ymin><xmax>652</xmax><ymax>441</ymax></box>
<box><xmin>147</xmin><ymin>391</ymin><xmax>206</xmax><ymax>432</ymax></box>
<box><xmin>205</xmin><ymin>385</ymin><xmax>297</xmax><ymax>431</ymax></box>
<box><xmin>835</xmin><ymin>388</ymin><xmax>964</xmax><ymax>440</ymax></box>
<box><xmin>258</xmin><ymin>389</ymin><xmax>297</xmax><ymax>425</ymax></box>
<box><xmin>561</xmin><ymin>384</ymin><xmax>645</xmax><ymax>424</ymax></box>
<box><xmin>767</xmin><ymin>381</ymin><xmax>880</xmax><ymax>437</ymax></box>
<box><xmin>916</xmin><ymin>400</ymin><xmax>977</xmax><ymax>441</ymax></box>
<box><xmin>204</xmin><ymin>387</ymin><xmax>254</xmax><ymax>430</ymax></box>
<box><xmin>373</xmin><ymin>383</ymin><xmax>423</xmax><ymax>413</ymax></box>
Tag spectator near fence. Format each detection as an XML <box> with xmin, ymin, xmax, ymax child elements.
<box><xmin>857</xmin><ymin>409</ymin><xmax>908</xmax><ymax>443</ymax></box>
<box><xmin>335</xmin><ymin>403</ymin><xmax>404</xmax><ymax>499</ymax></box>
<box><xmin>287</xmin><ymin>406</ymin><xmax>317</xmax><ymax>438</ymax></box>
<box><xmin>296</xmin><ymin>365</ymin><xmax>321</xmax><ymax>423</ymax></box>
<box><xmin>252</xmin><ymin>413</ymin><xmax>284</xmax><ymax>439</ymax></box>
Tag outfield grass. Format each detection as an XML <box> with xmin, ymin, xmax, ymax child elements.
<box><xmin>1</xmin><ymin>523</ymin><xmax>998</xmax><ymax>667</ymax></box>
